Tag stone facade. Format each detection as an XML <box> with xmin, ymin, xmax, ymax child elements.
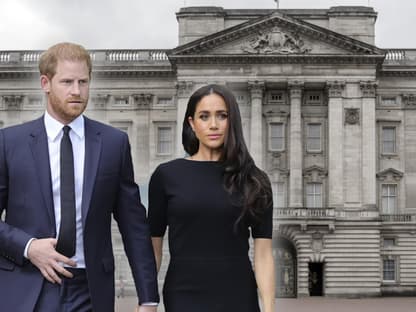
<box><xmin>1</xmin><ymin>6</ymin><xmax>416</xmax><ymax>298</ymax></box>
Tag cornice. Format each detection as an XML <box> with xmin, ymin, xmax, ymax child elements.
<box><xmin>0</xmin><ymin>69</ymin><xmax>175</xmax><ymax>80</ymax></box>
<box><xmin>169</xmin><ymin>54</ymin><xmax>385</xmax><ymax>65</ymax></box>
<box><xmin>379</xmin><ymin>69</ymin><xmax>416</xmax><ymax>78</ymax></box>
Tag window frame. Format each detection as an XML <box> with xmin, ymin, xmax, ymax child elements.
<box><xmin>381</xmin><ymin>183</ymin><xmax>397</xmax><ymax>215</ymax></box>
<box><xmin>381</xmin><ymin>126</ymin><xmax>397</xmax><ymax>155</ymax></box>
<box><xmin>268</xmin><ymin>122</ymin><xmax>285</xmax><ymax>152</ymax></box>
<box><xmin>156</xmin><ymin>126</ymin><xmax>173</xmax><ymax>156</ymax></box>
<box><xmin>272</xmin><ymin>182</ymin><xmax>286</xmax><ymax>209</ymax></box>
<box><xmin>382</xmin><ymin>256</ymin><xmax>399</xmax><ymax>284</ymax></box>
<box><xmin>306</xmin><ymin>182</ymin><xmax>323</xmax><ymax>208</ymax></box>
<box><xmin>306</xmin><ymin>123</ymin><xmax>322</xmax><ymax>153</ymax></box>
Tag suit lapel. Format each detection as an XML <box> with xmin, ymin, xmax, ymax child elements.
<box><xmin>28</xmin><ymin>117</ymin><xmax>55</xmax><ymax>229</ymax></box>
<box><xmin>81</xmin><ymin>118</ymin><xmax>102</xmax><ymax>227</ymax></box>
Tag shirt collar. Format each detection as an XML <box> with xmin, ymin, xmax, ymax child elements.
<box><xmin>44</xmin><ymin>111</ymin><xmax>85</xmax><ymax>142</ymax></box>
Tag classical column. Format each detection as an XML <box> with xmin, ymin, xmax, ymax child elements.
<box><xmin>175</xmin><ymin>81</ymin><xmax>194</xmax><ymax>157</ymax></box>
<box><xmin>327</xmin><ymin>81</ymin><xmax>345</xmax><ymax>209</ymax></box>
<box><xmin>360</xmin><ymin>81</ymin><xmax>377</xmax><ymax>209</ymax></box>
<box><xmin>248</xmin><ymin>81</ymin><xmax>265</xmax><ymax>169</ymax></box>
<box><xmin>288</xmin><ymin>81</ymin><xmax>304</xmax><ymax>208</ymax></box>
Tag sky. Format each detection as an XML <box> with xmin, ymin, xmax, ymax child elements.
<box><xmin>0</xmin><ymin>0</ymin><xmax>413</xmax><ymax>51</ymax></box>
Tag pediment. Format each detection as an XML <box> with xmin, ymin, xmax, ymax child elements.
<box><xmin>377</xmin><ymin>168</ymin><xmax>404</xmax><ymax>181</ymax></box>
<box><xmin>169</xmin><ymin>11</ymin><xmax>385</xmax><ymax>64</ymax></box>
<box><xmin>303</xmin><ymin>165</ymin><xmax>327</xmax><ymax>176</ymax></box>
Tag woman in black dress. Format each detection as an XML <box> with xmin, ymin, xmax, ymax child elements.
<box><xmin>149</xmin><ymin>84</ymin><xmax>275</xmax><ymax>312</ymax></box>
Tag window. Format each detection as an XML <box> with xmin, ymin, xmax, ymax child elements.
<box><xmin>157</xmin><ymin>127</ymin><xmax>172</xmax><ymax>155</ymax></box>
<box><xmin>236</xmin><ymin>94</ymin><xmax>245</xmax><ymax>103</ymax></box>
<box><xmin>381</xmin><ymin>97</ymin><xmax>396</xmax><ymax>106</ymax></box>
<box><xmin>269</xmin><ymin>92</ymin><xmax>284</xmax><ymax>103</ymax></box>
<box><xmin>382</xmin><ymin>127</ymin><xmax>396</xmax><ymax>154</ymax></box>
<box><xmin>383</xmin><ymin>258</ymin><xmax>396</xmax><ymax>282</ymax></box>
<box><xmin>306</xmin><ymin>124</ymin><xmax>321</xmax><ymax>152</ymax></box>
<box><xmin>305</xmin><ymin>92</ymin><xmax>323</xmax><ymax>105</ymax></box>
<box><xmin>306</xmin><ymin>183</ymin><xmax>322</xmax><ymax>208</ymax></box>
<box><xmin>383</xmin><ymin>238</ymin><xmax>395</xmax><ymax>249</ymax></box>
<box><xmin>114</xmin><ymin>97</ymin><xmax>129</xmax><ymax>105</ymax></box>
<box><xmin>381</xmin><ymin>184</ymin><xmax>397</xmax><ymax>214</ymax></box>
<box><xmin>269</xmin><ymin>123</ymin><xmax>284</xmax><ymax>151</ymax></box>
<box><xmin>156</xmin><ymin>97</ymin><xmax>173</xmax><ymax>107</ymax></box>
<box><xmin>272</xmin><ymin>182</ymin><xmax>286</xmax><ymax>208</ymax></box>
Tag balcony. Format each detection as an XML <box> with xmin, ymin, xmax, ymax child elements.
<box><xmin>274</xmin><ymin>207</ymin><xmax>335</xmax><ymax>231</ymax></box>
<box><xmin>380</xmin><ymin>213</ymin><xmax>416</xmax><ymax>231</ymax></box>
<box><xmin>380</xmin><ymin>214</ymin><xmax>416</xmax><ymax>223</ymax></box>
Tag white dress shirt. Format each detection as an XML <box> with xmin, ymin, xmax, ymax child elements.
<box><xmin>44</xmin><ymin>111</ymin><xmax>86</xmax><ymax>267</ymax></box>
<box><xmin>24</xmin><ymin>112</ymin><xmax>86</xmax><ymax>267</ymax></box>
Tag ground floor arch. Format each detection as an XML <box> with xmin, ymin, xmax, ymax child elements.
<box><xmin>274</xmin><ymin>236</ymin><xmax>297</xmax><ymax>298</ymax></box>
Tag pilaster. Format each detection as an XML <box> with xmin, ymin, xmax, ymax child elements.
<box><xmin>175</xmin><ymin>81</ymin><xmax>194</xmax><ymax>157</ymax></box>
<box><xmin>248</xmin><ymin>81</ymin><xmax>265</xmax><ymax>169</ymax></box>
<box><xmin>288</xmin><ymin>81</ymin><xmax>304</xmax><ymax>208</ymax></box>
<box><xmin>360</xmin><ymin>81</ymin><xmax>377</xmax><ymax>209</ymax></box>
<box><xmin>327</xmin><ymin>81</ymin><xmax>345</xmax><ymax>209</ymax></box>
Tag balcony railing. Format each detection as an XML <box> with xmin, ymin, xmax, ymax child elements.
<box><xmin>275</xmin><ymin>207</ymin><xmax>335</xmax><ymax>219</ymax></box>
<box><xmin>0</xmin><ymin>49</ymin><xmax>170</xmax><ymax>65</ymax></box>
<box><xmin>384</xmin><ymin>49</ymin><xmax>416</xmax><ymax>65</ymax></box>
<box><xmin>380</xmin><ymin>214</ymin><xmax>416</xmax><ymax>223</ymax></box>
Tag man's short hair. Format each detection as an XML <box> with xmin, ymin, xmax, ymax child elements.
<box><xmin>39</xmin><ymin>42</ymin><xmax>92</xmax><ymax>78</ymax></box>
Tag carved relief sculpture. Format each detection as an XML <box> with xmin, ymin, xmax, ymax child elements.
<box><xmin>345</xmin><ymin>108</ymin><xmax>360</xmax><ymax>125</ymax></box>
<box><xmin>243</xmin><ymin>27</ymin><xmax>311</xmax><ymax>54</ymax></box>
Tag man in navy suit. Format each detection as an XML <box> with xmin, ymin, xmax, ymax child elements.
<box><xmin>0</xmin><ymin>42</ymin><xmax>159</xmax><ymax>311</ymax></box>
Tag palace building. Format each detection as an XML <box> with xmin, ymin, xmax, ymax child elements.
<box><xmin>1</xmin><ymin>5</ymin><xmax>416</xmax><ymax>298</ymax></box>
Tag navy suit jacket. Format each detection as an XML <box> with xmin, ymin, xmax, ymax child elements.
<box><xmin>0</xmin><ymin>116</ymin><xmax>159</xmax><ymax>311</ymax></box>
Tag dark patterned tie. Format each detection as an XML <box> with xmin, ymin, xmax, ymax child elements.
<box><xmin>56</xmin><ymin>125</ymin><xmax>76</xmax><ymax>258</ymax></box>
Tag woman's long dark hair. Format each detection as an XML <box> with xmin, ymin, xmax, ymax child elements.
<box><xmin>182</xmin><ymin>84</ymin><xmax>272</xmax><ymax>225</ymax></box>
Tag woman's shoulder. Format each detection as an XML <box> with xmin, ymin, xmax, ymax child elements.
<box><xmin>152</xmin><ymin>158</ymin><xmax>188</xmax><ymax>175</ymax></box>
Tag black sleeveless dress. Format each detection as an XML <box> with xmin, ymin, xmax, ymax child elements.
<box><xmin>148</xmin><ymin>159</ymin><xmax>272</xmax><ymax>312</ymax></box>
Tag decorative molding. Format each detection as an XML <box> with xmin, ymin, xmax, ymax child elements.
<box><xmin>3</xmin><ymin>95</ymin><xmax>23</xmax><ymax>110</ymax></box>
<box><xmin>326</xmin><ymin>81</ymin><xmax>345</xmax><ymax>98</ymax></box>
<box><xmin>311</xmin><ymin>231</ymin><xmax>324</xmax><ymax>253</ymax></box>
<box><xmin>360</xmin><ymin>81</ymin><xmax>378</xmax><ymax>98</ymax></box>
<box><xmin>248</xmin><ymin>81</ymin><xmax>265</xmax><ymax>99</ymax></box>
<box><xmin>91</xmin><ymin>94</ymin><xmax>109</xmax><ymax>109</ymax></box>
<box><xmin>376</xmin><ymin>168</ymin><xmax>404</xmax><ymax>181</ymax></box>
<box><xmin>175</xmin><ymin>81</ymin><xmax>194</xmax><ymax>97</ymax></box>
<box><xmin>133</xmin><ymin>94</ymin><xmax>153</xmax><ymax>109</ymax></box>
<box><xmin>402</xmin><ymin>94</ymin><xmax>416</xmax><ymax>109</ymax></box>
<box><xmin>288</xmin><ymin>81</ymin><xmax>304</xmax><ymax>99</ymax></box>
<box><xmin>270</xmin><ymin>153</ymin><xmax>289</xmax><ymax>173</ymax></box>
<box><xmin>170</xmin><ymin>55</ymin><xmax>385</xmax><ymax>66</ymax></box>
<box><xmin>345</xmin><ymin>108</ymin><xmax>360</xmax><ymax>125</ymax></box>
<box><xmin>303</xmin><ymin>165</ymin><xmax>327</xmax><ymax>182</ymax></box>
<box><xmin>242</xmin><ymin>27</ymin><xmax>311</xmax><ymax>55</ymax></box>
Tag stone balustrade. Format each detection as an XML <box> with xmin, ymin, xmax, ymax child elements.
<box><xmin>275</xmin><ymin>207</ymin><xmax>335</xmax><ymax>219</ymax></box>
<box><xmin>384</xmin><ymin>49</ymin><xmax>416</xmax><ymax>64</ymax></box>
<box><xmin>380</xmin><ymin>214</ymin><xmax>416</xmax><ymax>223</ymax></box>
<box><xmin>0</xmin><ymin>49</ymin><xmax>169</xmax><ymax>64</ymax></box>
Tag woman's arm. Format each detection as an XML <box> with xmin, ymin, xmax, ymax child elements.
<box><xmin>151</xmin><ymin>237</ymin><xmax>163</xmax><ymax>273</ymax></box>
<box><xmin>254</xmin><ymin>238</ymin><xmax>275</xmax><ymax>312</ymax></box>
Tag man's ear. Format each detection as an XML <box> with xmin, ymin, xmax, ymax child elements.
<box><xmin>40</xmin><ymin>75</ymin><xmax>50</xmax><ymax>93</ymax></box>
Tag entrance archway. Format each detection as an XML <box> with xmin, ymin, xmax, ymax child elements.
<box><xmin>274</xmin><ymin>236</ymin><xmax>297</xmax><ymax>298</ymax></box>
